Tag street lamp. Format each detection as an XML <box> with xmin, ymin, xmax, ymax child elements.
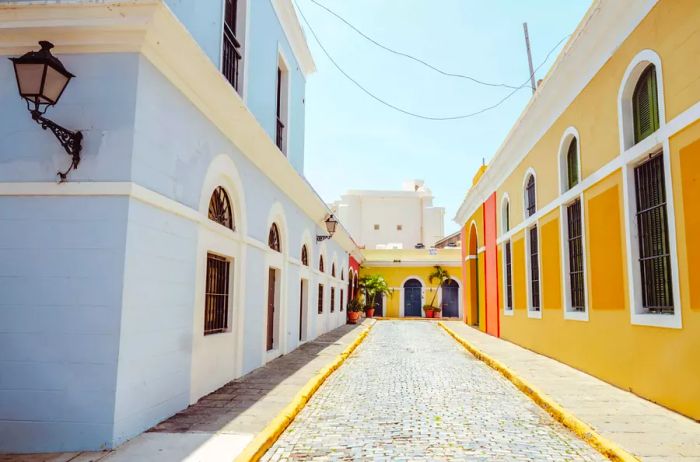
<box><xmin>10</xmin><ymin>41</ymin><xmax>82</xmax><ymax>181</ymax></box>
<box><xmin>316</xmin><ymin>214</ymin><xmax>339</xmax><ymax>242</ymax></box>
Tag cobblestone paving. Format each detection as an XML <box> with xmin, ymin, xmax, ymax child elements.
<box><xmin>262</xmin><ymin>321</ymin><xmax>605</xmax><ymax>461</ymax></box>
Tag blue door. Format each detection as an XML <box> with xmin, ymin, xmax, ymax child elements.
<box><xmin>441</xmin><ymin>279</ymin><xmax>460</xmax><ymax>318</ymax></box>
<box><xmin>404</xmin><ymin>279</ymin><xmax>423</xmax><ymax>317</ymax></box>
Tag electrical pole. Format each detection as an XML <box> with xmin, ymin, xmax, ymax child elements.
<box><xmin>523</xmin><ymin>22</ymin><xmax>536</xmax><ymax>95</ymax></box>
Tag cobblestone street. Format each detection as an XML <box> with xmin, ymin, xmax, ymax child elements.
<box><xmin>263</xmin><ymin>321</ymin><xmax>605</xmax><ymax>461</ymax></box>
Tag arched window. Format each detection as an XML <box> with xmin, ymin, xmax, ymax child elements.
<box><xmin>268</xmin><ymin>223</ymin><xmax>280</xmax><ymax>252</ymax></box>
<box><xmin>301</xmin><ymin>245</ymin><xmax>308</xmax><ymax>266</ymax></box>
<box><xmin>501</xmin><ymin>196</ymin><xmax>510</xmax><ymax>234</ymax></box>
<box><xmin>633</xmin><ymin>64</ymin><xmax>659</xmax><ymax>144</ymax></box>
<box><xmin>525</xmin><ymin>174</ymin><xmax>536</xmax><ymax>218</ymax></box>
<box><xmin>319</xmin><ymin>255</ymin><xmax>324</xmax><ymax>273</ymax></box>
<box><xmin>331</xmin><ymin>263</ymin><xmax>336</xmax><ymax>277</ymax></box>
<box><xmin>208</xmin><ymin>186</ymin><xmax>234</xmax><ymax>230</ymax></box>
<box><xmin>566</xmin><ymin>138</ymin><xmax>579</xmax><ymax>190</ymax></box>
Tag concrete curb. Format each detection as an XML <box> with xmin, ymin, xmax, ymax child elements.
<box><xmin>438</xmin><ymin>322</ymin><xmax>638</xmax><ymax>462</ymax></box>
<box><xmin>234</xmin><ymin>321</ymin><xmax>375</xmax><ymax>462</ymax></box>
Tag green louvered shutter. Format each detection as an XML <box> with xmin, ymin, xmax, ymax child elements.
<box><xmin>633</xmin><ymin>65</ymin><xmax>660</xmax><ymax>144</ymax></box>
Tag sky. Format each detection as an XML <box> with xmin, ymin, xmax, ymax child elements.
<box><xmin>298</xmin><ymin>0</ymin><xmax>592</xmax><ymax>234</ymax></box>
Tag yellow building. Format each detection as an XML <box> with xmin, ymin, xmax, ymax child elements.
<box><xmin>455</xmin><ymin>0</ymin><xmax>700</xmax><ymax>420</ymax></box>
<box><xmin>359</xmin><ymin>249</ymin><xmax>461</xmax><ymax>318</ymax></box>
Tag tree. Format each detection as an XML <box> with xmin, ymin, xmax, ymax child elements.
<box><xmin>428</xmin><ymin>265</ymin><xmax>450</xmax><ymax>308</ymax></box>
<box><xmin>359</xmin><ymin>274</ymin><xmax>391</xmax><ymax>309</ymax></box>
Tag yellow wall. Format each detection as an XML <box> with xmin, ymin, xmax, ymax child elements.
<box><xmin>359</xmin><ymin>265</ymin><xmax>461</xmax><ymax>318</ymax></box>
<box><xmin>475</xmin><ymin>0</ymin><xmax>700</xmax><ymax>419</ymax></box>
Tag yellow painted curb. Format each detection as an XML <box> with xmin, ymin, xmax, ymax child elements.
<box><xmin>438</xmin><ymin>322</ymin><xmax>638</xmax><ymax>462</ymax></box>
<box><xmin>234</xmin><ymin>321</ymin><xmax>375</xmax><ymax>462</ymax></box>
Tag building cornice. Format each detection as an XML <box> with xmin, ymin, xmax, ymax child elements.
<box><xmin>270</xmin><ymin>0</ymin><xmax>316</xmax><ymax>77</ymax></box>
<box><xmin>0</xmin><ymin>0</ymin><xmax>355</xmax><ymax>255</ymax></box>
<box><xmin>454</xmin><ymin>0</ymin><xmax>657</xmax><ymax>226</ymax></box>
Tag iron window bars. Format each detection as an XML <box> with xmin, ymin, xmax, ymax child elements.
<box><xmin>204</xmin><ymin>254</ymin><xmax>230</xmax><ymax>335</ymax></box>
<box><xmin>634</xmin><ymin>153</ymin><xmax>673</xmax><ymax>313</ymax></box>
<box><xmin>566</xmin><ymin>199</ymin><xmax>585</xmax><ymax>311</ymax></box>
<box><xmin>529</xmin><ymin>226</ymin><xmax>541</xmax><ymax>310</ymax></box>
<box><xmin>276</xmin><ymin>67</ymin><xmax>285</xmax><ymax>152</ymax></box>
<box><xmin>223</xmin><ymin>0</ymin><xmax>242</xmax><ymax>92</ymax></box>
<box><xmin>330</xmin><ymin>287</ymin><xmax>335</xmax><ymax>313</ymax></box>
<box><xmin>317</xmin><ymin>284</ymin><xmax>324</xmax><ymax>314</ymax></box>
<box><xmin>340</xmin><ymin>289</ymin><xmax>344</xmax><ymax>312</ymax></box>
<box><xmin>208</xmin><ymin>186</ymin><xmax>234</xmax><ymax>230</ymax></box>
<box><xmin>505</xmin><ymin>241</ymin><xmax>513</xmax><ymax>309</ymax></box>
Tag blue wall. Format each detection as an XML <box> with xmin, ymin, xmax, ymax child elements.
<box><xmin>0</xmin><ymin>196</ymin><xmax>129</xmax><ymax>452</ymax></box>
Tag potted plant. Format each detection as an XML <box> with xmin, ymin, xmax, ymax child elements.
<box><xmin>359</xmin><ymin>274</ymin><xmax>391</xmax><ymax>319</ymax></box>
<box><xmin>427</xmin><ymin>265</ymin><xmax>450</xmax><ymax>319</ymax></box>
<box><xmin>423</xmin><ymin>304</ymin><xmax>435</xmax><ymax>318</ymax></box>
<box><xmin>346</xmin><ymin>298</ymin><xmax>364</xmax><ymax>324</ymax></box>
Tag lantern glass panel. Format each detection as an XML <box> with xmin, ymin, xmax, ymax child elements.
<box><xmin>43</xmin><ymin>66</ymin><xmax>70</xmax><ymax>104</ymax></box>
<box><xmin>327</xmin><ymin>219</ymin><xmax>338</xmax><ymax>234</ymax></box>
<box><xmin>15</xmin><ymin>63</ymin><xmax>45</xmax><ymax>99</ymax></box>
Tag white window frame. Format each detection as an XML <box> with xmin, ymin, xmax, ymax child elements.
<box><xmin>276</xmin><ymin>47</ymin><xmax>292</xmax><ymax>156</ymax></box>
<box><xmin>618</xmin><ymin>50</ymin><xmax>682</xmax><ymax>329</ymax></box>
<box><xmin>559</xmin><ymin>195</ymin><xmax>589</xmax><ymax>321</ymax></box>
<box><xmin>557</xmin><ymin>127</ymin><xmax>582</xmax><ymax>194</ymax></box>
<box><xmin>500</xmin><ymin>193</ymin><xmax>511</xmax><ymax>235</ymax></box>
<box><xmin>524</xmin><ymin>224</ymin><xmax>542</xmax><ymax>319</ymax></box>
<box><xmin>522</xmin><ymin>168</ymin><xmax>537</xmax><ymax>221</ymax></box>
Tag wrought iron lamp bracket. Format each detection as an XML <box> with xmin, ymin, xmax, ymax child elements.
<box><xmin>316</xmin><ymin>235</ymin><xmax>332</xmax><ymax>242</ymax></box>
<box><xmin>31</xmin><ymin>110</ymin><xmax>82</xmax><ymax>182</ymax></box>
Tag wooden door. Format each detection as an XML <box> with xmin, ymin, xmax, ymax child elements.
<box><xmin>267</xmin><ymin>268</ymin><xmax>275</xmax><ymax>351</ymax></box>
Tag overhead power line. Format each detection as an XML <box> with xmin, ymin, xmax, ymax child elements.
<box><xmin>308</xmin><ymin>0</ymin><xmax>520</xmax><ymax>90</ymax></box>
<box><xmin>295</xmin><ymin>0</ymin><xmax>571</xmax><ymax>121</ymax></box>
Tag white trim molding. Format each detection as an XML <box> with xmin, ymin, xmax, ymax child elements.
<box><xmin>557</xmin><ymin>126</ymin><xmax>582</xmax><ymax>194</ymax></box>
<box><xmin>270</xmin><ymin>0</ymin><xmax>317</xmax><ymax>76</ymax></box>
<box><xmin>524</xmin><ymin>223</ymin><xmax>542</xmax><ymax>320</ymax></box>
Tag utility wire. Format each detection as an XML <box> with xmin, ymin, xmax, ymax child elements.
<box><xmin>308</xmin><ymin>0</ymin><xmax>520</xmax><ymax>90</ymax></box>
<box><xmin>295</xmin><ymin>0</ymin><xmax>571</xmax><ymax>121</ymax></box>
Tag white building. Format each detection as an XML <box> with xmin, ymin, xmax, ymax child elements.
<box><xmin>0</xmin><ymin>0</ymin><xmax>361</xmax><ymax>453</ymax></box>
<box><xmin>331</xmin><ymin>180</ymin><xmax>445</xmax><ymax>249</ymax></box>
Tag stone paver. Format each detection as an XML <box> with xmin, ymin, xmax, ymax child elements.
<box><xmin>263</xmin><ymin>321</ymin><xmax>605</xmax><ymax>461</ymax></box>
<box><xmin>444</xmin><ymin>321</ymin><xmax>700</xmax><ymax>461</ymax></box>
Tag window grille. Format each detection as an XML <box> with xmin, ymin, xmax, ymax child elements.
<box><xmin>301</xmin><ymin>245</ymin><xmax>308</xmax><ymax>266</ymax></box>
<box><xmin>317</xmin><ymin>284</ymin><xmax>324</xmax><ymax>314</ymax></box>
<box><xmin>276</xmin><ymin>67</ymin><xmax>285</xmax><ymax>152</ymax></box>
<box><xmin>525</xmin><ymin>175</ymin><xmax>536</xmax><ymax>217</ymax></box>
<box><xmin>633</xmin><ymin>65</ymin><xmax>660</xmax><ymax>144</ymax></box>
<box><xmin>222</xmin><ymin>0</ymin><xmax>242</xmax><ymax>92</ymax></box>
<box><xmin>208</xmin><ymin>186</ymin><xmax>234</xmax><ymax>230</ymax></box>
<box><xmin>566</xmin><ymin>199</ymin><xmax>585</xmax><ymax>311</ymax></box>
<box><xmin>268</xmin><ymin>223</ymin><xmax>280</xmax><ymax>252</ymax></box>
<box><xmin>204</xmin><ymin>254</ymin><xmax>230</xmax><ymax>335</ymax></box>
<box><xmin>567</xmin><ymin>139</ymin><xmax>579</xmax><ymax>190</ymax></box>
<box><xmin>634</xmin><ymin>154</ymin><xmax>673</xmax><ymax>313</ymax></box>
<box><xmin>330</xmin><ymin>287</ymin><xmax>335</xmax><ymax>313</ymax></box>
<box><xmin>340</xmin><ymin>289</ymin><xmax>344</xmax><ymax>312</ymax></box>
<box><xmin>505</xmin><ymin>241</ymin><xmax>513</xmax><ymax>309</ymax></box>
<box><xmin>529</xmin><ymin>226</ymin><xmax>540</xmax><ymax>310</ymax></box>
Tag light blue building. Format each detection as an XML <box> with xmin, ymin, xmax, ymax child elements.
<box><xmin>0</xmin><ymin>0</ymin><xmax>361</xmax><ymax>453</ymax></box>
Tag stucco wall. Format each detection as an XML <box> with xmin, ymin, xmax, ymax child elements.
<box><xmin>0</xmin><ymin>196</ymin><xmax>129</xmax><ymax>452</ymax></box>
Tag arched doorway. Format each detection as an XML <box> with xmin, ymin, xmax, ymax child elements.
<box><xmin>403</xmin><ymin>278</ymin><xmax>423</xmax><ymax>317</ymax></box>
<box><xmin>441</xmin><ymin>279</ymin><xmax>460</xmax><ymax>318</ymax></box>
<box><xmin>468</xmin><ymin>224</ymin><xmax>479</xmax><ymax>326</ymax></box>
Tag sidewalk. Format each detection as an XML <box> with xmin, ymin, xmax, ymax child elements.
<box><xmin>442</xmin><ymin>321</ymin><xmax>700</xmax><ymax>461</ymax></box>
<box><xmin>3</xmin><ymin>320</ymin><xmax>374</xmax><ymax>462</ymax></box>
